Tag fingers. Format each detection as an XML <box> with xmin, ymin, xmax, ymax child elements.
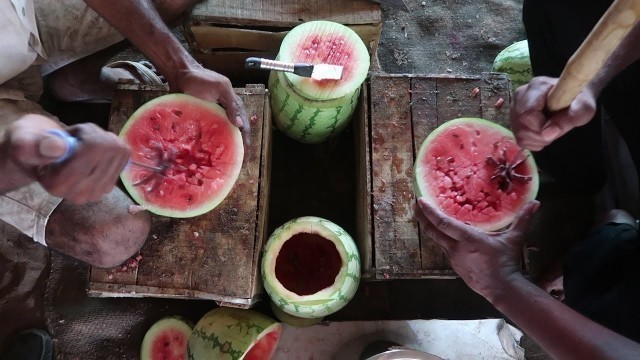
<box><xmin>38</xmin><ymin>124</ymin><xmax>129</xmax><ymax>204</ymax></box>
<box><xmin>511</xmin><ymin>76</ymin><xmax>597</xmax><ymax>151</ymax></box>
<box><xmin>511</xmin><ymin>77</ymin><xmax>557</xmax><ymax>151</ymax></box>
<box><xmin>417</xmin><ymin>197</ymin><xmax>481</xmax><ymax>244</ymax></box>
<box><xmin>507</xmin><ymin>200</ymin><xmax>540</xmax><ymax>242</ymax></box>
<box><xmin>540</xmin><ymin>91</ymin><xmax>597</xmax><ymax>143</ymax></box>
<box><xmin>414</xmin><ymin>201</ymin><xmax>456</xmax><ymax>252</ymax></box>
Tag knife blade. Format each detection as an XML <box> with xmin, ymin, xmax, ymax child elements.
<box><xmin>245</xmin><ymin>57</ymin><xmax>343</xmax><ymax>81</ymax></box>
<box><xmin>369</xmin><ymin>0</ymin><xmax>409</xmax><ymax>12</ymax></box>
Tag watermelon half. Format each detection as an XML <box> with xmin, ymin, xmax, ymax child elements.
<box><xmin>261</xmin><ymin>216</ymin><xmax>361</xmax><ymax>319</ymax></box>
<box><xmin>414</xmin><ymin>118</ymin><xmax>539</xmax><ymax>231</ymax></box>
<box><xmin>269</xmin><ymin>20</ymin><xmax>370</xmax><ymax>143</ymax></box>
<box><xmin>141</xmin><ymin>316</ymin><xmax>193</xmax><ymax>360</ymax></box>
<box><xmin>119</xmin><ymin>94</ymin><xmax>244</xmax><ymax>218</ymax></box>
<box><xmin>492</xmin><ymin>40</ymin><xmax>533</xmax><ymax>89</ymax></box>
<box><xmin>188</xmin><ymin>307</ymin><xmax>282</xmax><ymax>360</ymax></box>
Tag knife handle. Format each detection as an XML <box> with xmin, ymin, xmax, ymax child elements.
<box><xmin>547</xmin><ymin>0</ymin><xmax>640</xmax><ymax>112</ymax></box>
<box><xmin>246</xmin><ymin>57</ymin><xmax>294</xmax><ymax>72</ymax></box>
<box><xmin>245</xmin><ymin>57</ymin><xmax>314</xmax><ymax>78</ymax></box>
<box><xmin>46</xmin><ymin>129</ymin><xmax>78</xmax><ymax>163</ymax></box>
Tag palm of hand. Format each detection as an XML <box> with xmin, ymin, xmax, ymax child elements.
<box><xmin>416</xmin><ymin>198</ymin><xmax>539</xmax><ymax>300</ymax></box>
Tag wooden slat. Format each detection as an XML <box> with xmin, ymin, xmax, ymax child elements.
<box><xmin>370</xmin><ymin>76</ymin><xmax>421</xmax><ymax>273</ymax></box>
<box><xmin>366</xmin><ymin>74</ymin><xmax>514</xmax><ymax>279</ymax></box>
<box><xmin>480</xmin><ymin>72</ymin><xmax>511</xmax><ymax>128</ymax></box>
<box><xmin>89</xmin><ymin>83</ymin><xmax>268</xmax><ymax>306</ymax></box>
<box><xmin>410</xmin><ymin>77</ymin><xmax>449</xmax><ymax>271</ymax></box>
<box><xmin>355</xmin><ymin>83</ymin><xmax>373</xmax><ymax>278</ymax></box>
<box><xmin>435</xmin><ymin>77</ymin><xmax>482</xmax><ymax>121</ymax></box>
<box><xmin>190</xmin><ymin>0</ymin><xmax>381</xmax><ymax>27</ymax></box>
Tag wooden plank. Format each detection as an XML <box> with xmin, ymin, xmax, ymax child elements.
<box><xmin>355</xmin><ymin>83</ymin><xmax>373</xmax><ymax>278</ymax></box>
<box><xmin>410</xmin><ymin>77</ymin><xmax>450</xmax><ymax>271</ymax></box>
<box><xmin>434</xmin><ymin>77</ymin><xmax>482</xmax><ymax>121</ymax></box>
<box><xmin>189</xmin><ymin>86</ymin><xmax>265</xmax><ymax>298</ymax></box>
<box><xmin>370</xmin><ymin>76</ymin><xmax>421</xmax><ymax>274</ymax></box>
<box><xmin>250</xmin><ymin>86</ymin><xmax>273</xmax><ymax>298</ymax></box>
<box><xmin>190</xmin><ymin>0</ymin><xmax>381</xmax><ymax>27</ymax></box>
<box><xmin>89</xmin><ymin>83</ymin><xmax>268</xmax><ymax>306</ymax></box>
<box><xmin>480</xmin><ymin>72</ymin><xmax>511</xmax><ymax>128</ymax></box>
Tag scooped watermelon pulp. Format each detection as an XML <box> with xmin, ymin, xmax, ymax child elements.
<box><xmin>120</xmin><ymin>94</ymin><xmax>244</xmax><ymax>218</ymax></box>
<box><xmin>414</xmin><ymin>118</ymin><xmax>539</xmax><ymax>231</ymax></box>
<box><xmin>140</xmin><ymin>317</ymin><xmax>192</xmax><ymax>360</ymax></box>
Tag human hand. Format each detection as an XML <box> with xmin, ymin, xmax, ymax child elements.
<box><xmin>6</xmin><ymin>115</ymin><xmax>130</xmax><ymax>204</ymax></box>
<box><xmin>174</xmin><ymin>64</ymin><xmax>251</xmax><ymax>148</ymax></box>
<box><xmin>511</xmin><ymin>77</ymin><xmax>597</xmax><ymax>151</ymax></box>
<box><xmin>415</xmin><ymin>197</ymin><xmax>540</xmax><ymax>301</ymax></box>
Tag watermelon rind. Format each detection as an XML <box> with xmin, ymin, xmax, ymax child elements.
<box><xmin>140</xmin><ymin>316</ymin><xmax>193</xmax><ymax>360</ymax></box>
<box><xmin>279</xmin><ymin>20</ymin><xmax>370</xmax><ymax>101</ymax></box>
<box><xmin>269</xmin><ymin>70</ymin><xmax>360</xmax><ymax>144</ymax></box>
<box><xmin>492</xmin><ymin>40</ymin><xmax>533</xmax><ymax>90</ymax></box>
<box><xmin>119</xmin><ymin>93</ymin><xmax>244</xmax><ymax>218</ymax></box>
<box><xmin>261</xmin><ymin>216</ymin><xmax>361</xmax><ymax>319</ymax></box>
<box><xmin>414</xmin><ymin>118</ymin><xmax>539</xmax><ymax>232</ymax></box>
<box><xmin>269</xmin><ymin>300</ymin><xmax>322</xmax><ymax>328</ymax></box>
<box><xmin>187</xmin><ymin>307</ymin><xmax>282</xmax><ymax>360</ymax></box>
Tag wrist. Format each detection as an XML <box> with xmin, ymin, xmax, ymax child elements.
<box><xmin>483</xmin><ymin>272</ymin><xmax>528</xmax><ymax>306</ymax></box>
<box><xmin>163</xmin><ymin>52</ymin><xmax>201</xmax><ymax>92</ymax></box>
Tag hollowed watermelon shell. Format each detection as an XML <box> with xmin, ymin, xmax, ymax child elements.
<box><xmin>414</xmin><ymin>118</ymin><xmax>539</xmax><ymax>231</ymax></box>
<box><xmin>119</xmin><ymin>94</ymin><xmax>244</xmax><ymax>218</ymax></box>
<box><xmin>188</xmin><ymin>307</ymin><xmax>282</xmax><ymax>360</ymax></box>
<box><xmin>261</xmin><ymin>216</ymin><xmax>361</xmax><ymax>319</ymax></box>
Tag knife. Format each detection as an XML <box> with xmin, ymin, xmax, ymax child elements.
<box><xmin>369</xmin><ymin>0</ymin><xmax>410</xmax><ymax>12</ymax></box>
<box><xmin>245</xmin><ymin>57</ymin><xmax>344</xmax><ymax>81</ymax></box>
<box><xmin>46</xmin><ymin>129</ymin><xmax>165</xmax><ymax>172</ymax></box>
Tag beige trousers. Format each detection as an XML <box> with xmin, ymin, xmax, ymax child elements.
<box><xmin>0</xmin><ymin>0</ymin><xmax>123</xmax><ymax>245</ymax></box>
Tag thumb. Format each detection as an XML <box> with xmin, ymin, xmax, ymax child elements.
<box><xmin>11</xmin><ymin>130</ymin><xmax>71</xmax><ymax>166</ymax></box>
<box><xmin>507</xmin><ymin>200</ymin><xmax>540</xmax><ymax>241</ymax></box>
<box><xmin>39</xmin><ymin>132</ymin><xmax>69</xmax><ymax>160</ymax></box>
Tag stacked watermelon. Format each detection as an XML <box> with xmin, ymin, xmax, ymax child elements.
<box><xmin>269</xmin><ymin>21</ymin><xmax>370</xmax><ymax>143</ymax></box>
<box><xmin>492</xmin><ymin>40</ymin><xmax>533</xmax><ymax>90</ymax></box>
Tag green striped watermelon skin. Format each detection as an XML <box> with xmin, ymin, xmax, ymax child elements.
<box><xmin>261</xmin><ymin>216</ymin><xmax>361</xmax><ymax>319</ymax></box>
<box><xmin>269</xmin><ymin>70</ymin><xmax>359</xmax><ymax>144</ymax></box>
<box><xmin>187</xmin><ymin>308</ymin><xmax>281</xmax><ymax>360</ymax></box>
<box><xmin>492</xmin><ymin>40</ymin><xmax>533</xmax><ymax>89</ymax></box>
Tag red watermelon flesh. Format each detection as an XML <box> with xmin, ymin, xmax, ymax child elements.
<box><xmin>243</xmin><ymin>328</ymin><xmax>281</xmax><ymax>360</ymax></box>
<box><xmin>415</xmin><ymin>118</ymin><xmax>539</xmax><ymax>231</ymax></box>
<box><xmin>120</xmin><ymin>94</ymin><xmax>244</xmax><ymax>218</ymax></box>
<box><xmin>141</xmin><ymin>317</ymin><xmax>192</xmax><ymax>360</ymax></box>
<box><xmin>279</xmin><ymin>21</ymin><xmax>370</xmax><ymax>100</ymax></box>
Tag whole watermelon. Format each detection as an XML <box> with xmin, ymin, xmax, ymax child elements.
<box><xmin>492</xmin><ymin>40</ymin><xmax>533</xmax><ymax>90</ymax></box>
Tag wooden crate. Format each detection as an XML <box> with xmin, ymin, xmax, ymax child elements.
<box><xmin>355</xmin><ymin>73</ymin><xmax>512</xmax><ymax>280</ymax></box>
<box><xmin>87</xmin><ymin>83</ymin><xmax>272</xmax><ymax>308</ymax></box>
<box><xmin>182</xmin><ymin>0</ymin><xmax>382</xmax><ymax>85</ymax></box>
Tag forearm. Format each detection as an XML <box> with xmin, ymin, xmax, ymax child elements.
<box><xmin>491</xmin><ymin>275</ymin><xmax>640</xmax><ymax>360</ymax></box>
<box><xmin>589</xmin><ymin>21</ymin><xmax>640</xmax><ymax>95</ymax></box>
<box><xmin>83</xmin><ymin>0</ymin><xmax>199</xmax><ymax>89</ymax></box>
